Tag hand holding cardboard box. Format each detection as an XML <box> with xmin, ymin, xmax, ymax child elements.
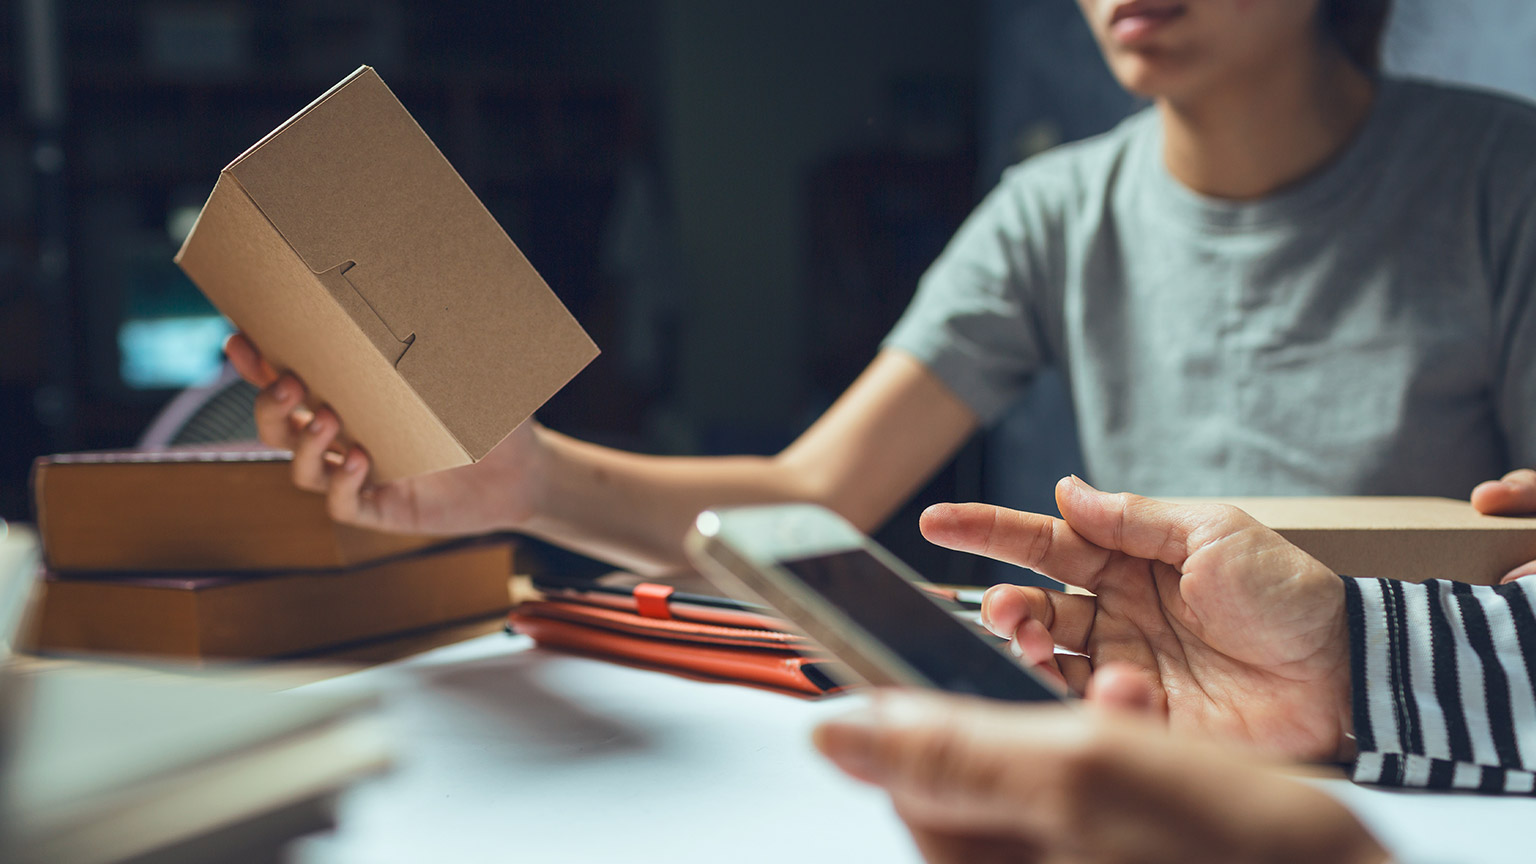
<box><xmin>176</xmin><ymin>67</ymin><xmax>598</xmax><ymax>482</ymax></box>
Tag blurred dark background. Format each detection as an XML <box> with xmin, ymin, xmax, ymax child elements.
<box><xmin>1</xmin><ymin>0</ymin><xmax>1529</xmax><ymax>582</ymax></box>
<box><xmin>0</xmin><ymin>0</ymin><xmax>1085</xmax><ymax>583</ymax></box>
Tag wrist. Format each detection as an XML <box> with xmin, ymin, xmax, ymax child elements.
<box><xmin>1331</xmin><ymin>574</ymin><xmax>1359</xmax><ymax>764</ymax></box>
<box><xmin>477</xmin><ymin>420</ymin><xmax>550</xmax><ymax>532</ymax></box>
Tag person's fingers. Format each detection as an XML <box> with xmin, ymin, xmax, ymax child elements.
<box><xmin>1084</xmin><ymin>662</ymin><xmax>1163</xmax><ymax>718</ymax></box>
<box><xmin>980</xmin><ymin>584</ymin><xmax>1096</xmax><ymax>653</ymax></box>
<box><xmin>813</xmin><ymin>691</ymin><xmax>1095</xmax><ymax>838</ymax></box>
<box><xmin>325</xmin><ymin>447</ymin><xmax>372</xmax><ymax>525</ymax></box>
<box><xmin>1054</xmin><ymin>475</ymin><xmax>1251</xmax><ymax>569</ymax></box>
<box><xmin>1501</xmin><ymin>563</ymin><xmax>1536</xmax><ymax>584</ymax></box>
<box><xmin>252</xmin><ymin>375</ymin><xmax>307</xmax><ymax>449</ymax></box>
<box><xmin>818</xmin><ymin>692</ymin><xmax>1386</xmax><ymax>864</ymax></box>
<box><xmin>921</xmin><ymin>503</ymin><xmax>1114</xmax><ymax>591</ymax></box>
<box><xmin>1471</xmin><ymin>469</ymin><xmax>1536</xmax><ymax>516</ymax></box>
<box><xmin>223</xmin><ymin>333</ymin><xmax>278</xmax><ymax>387</ymax></box>
<box><xmin>980</xmin><ymin>583</ymin><xmax>1047</xmax><ymax>636</ymax></box>
<box><xmin>1056</xmin><ymin>653</ymin><xmax>1094</xmax><ymax>696</ymax></box>
<box><xmin>290</xmin><ymin>407</ymin><xmax>341</xmax><ymax>493</ymax></box>
<box><xmin>902</xmin><ymin>821</ymin><xmax>1038</xmax><ymax>864</ymax></box>
<box><xmin>1012</xmin><ymin>619</ymin><xmax>1069</xmax><ymax>690</ymax></box>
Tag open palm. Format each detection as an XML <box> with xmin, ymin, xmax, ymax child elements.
<box><xmin>921</xmin><ymin>476</ymin><xmax>1353</xmax><ymax>762</ymax></box>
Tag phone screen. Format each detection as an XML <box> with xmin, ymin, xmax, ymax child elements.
<box><xmin>780</xmin><ymin>550</ymin><xmax>1063</xmax><ymax>702</ymax></box>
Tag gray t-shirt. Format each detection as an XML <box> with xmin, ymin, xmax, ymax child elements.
<box><xmin>884</xmin><ymin>78</ymin><xmax>1536</xmax><ymax>498</ymax></box>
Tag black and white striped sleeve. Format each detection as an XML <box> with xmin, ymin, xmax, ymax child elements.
<box><xmin>1342</xmin><ymin>575</ymin><xmax>1536</xmax><ymax>793</ymax></box>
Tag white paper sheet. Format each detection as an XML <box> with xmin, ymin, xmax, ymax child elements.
<box><xmin>292</xmin><ymin>633</ymin><xmax>1534</xmax><ymax>864</ymax></box>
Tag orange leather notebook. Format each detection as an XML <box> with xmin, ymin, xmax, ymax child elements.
<box><xmin>508</xmin><ymin>582</ymin><xmax>849</xmax><ymax>698</ymax></box>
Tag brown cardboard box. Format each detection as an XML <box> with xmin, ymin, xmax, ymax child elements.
<box><xmin>175</xmin><ymin>66</ymin><xmax>598</xmax><ymax>481</ymax></box>
<box><xmin>1169</xmin><ymin>497</ymin><xmax>1536</xmax><ymax>585</ymax></box>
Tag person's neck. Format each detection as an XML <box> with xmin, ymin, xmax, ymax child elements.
<box><xmin>1159</xmin><ymin>47</ymin><xmax>1377</xmax><ymax>201</ymax></box>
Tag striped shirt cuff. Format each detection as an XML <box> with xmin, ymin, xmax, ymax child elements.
<box><xmin>1343</xmin><ymin>575</ymin><xmax>1536</xmax><ymax>793</ymax></box>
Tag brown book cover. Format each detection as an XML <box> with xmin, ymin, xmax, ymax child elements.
<box><xmin>31</xmin><ymin>539</ymin><xmax>516</xmax><ymax>660</ymax></box>
<box><xmin>31</xmin><ymin>448</ymin><xmax>443</xmax><ymax>573</ymax></box>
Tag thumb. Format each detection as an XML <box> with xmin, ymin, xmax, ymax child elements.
<box><xmin>813</xmin><ymin>691</ymin><xmax>1071</xmax><ymax>836</ymax></box>
<box><xmin>1501</xmin><ymin>561</ymin><xmax>1536</xmax><ymax>585</ymax></box>
<box><xmin>1472</xmin><ymin>469</ymin><xmax>1536</xmax><ymax>516</ymax></box>
<box><xmin>1054</xmin><ymin>475</ymin><xmax>1250</xmax><ymax>569</ymax></box>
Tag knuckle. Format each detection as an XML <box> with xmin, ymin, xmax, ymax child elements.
<box><xmin>1209</xmin><ymin>503</ymin><xmax>1258</xmax><ymax>532</ymax></box>
<box><xmin>1212</xmin><ymin>503</ymin><xmax>1243</xmax><ymax>520</ymax></box>
<box><xmin>1196</xmin><ymin>504</ymin><xmax>1249</xmax><ymax>539</ymax></box>
<box><xmin>978</xmin><ymin>506</ymin><xmax>1002</xmax><ymax>560</ymax></box>
<box><xmin>1027</xmin><ymin>521</ymin><xmax>1053</xmax><ymax>568</ymax></box>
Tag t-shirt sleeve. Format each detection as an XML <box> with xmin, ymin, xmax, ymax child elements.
<box><xmin>881</xmin><ymin>161</ymin><xmax>1067</xmax><ymax>426</ymax></box>
<box><xmin>1342</xmin><ymin>575</ymin><xmax>1536</xmax><ymax>794</ymax></box>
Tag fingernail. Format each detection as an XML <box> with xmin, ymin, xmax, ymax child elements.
<box><xmin>978</xmin><ymin>584</ymin><xmax>1005</xmax><ymax>634</ymax></box>
<box><xmin>1009</xmin><ymin>638</ymin><xmax>1024</xmax><ymax>658</ymax></box>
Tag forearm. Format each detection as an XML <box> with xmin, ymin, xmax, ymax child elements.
<box><xmin>1342</xmin><ymin>575</ymin><xmax>1536</xmax><ymax>793</ymax></box>
<box><xmin>510</xmin><ymin>350</ymin><xmax>978</xmax><ymax>575</ymax></box>
<box><xmin>518</xmin><ymin>427</ymin><xmax>822</xmax><ymax>574</ymax></box>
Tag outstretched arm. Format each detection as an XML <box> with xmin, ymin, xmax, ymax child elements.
<box><xmin>517</xmin><ymin>349</ymin><xmax>978</xmax><ymax>571</ymax></box>
<box><xmin>226</xmin><ymin>335</ymin><xmax>978</xmax><ymax>574</ymax></box>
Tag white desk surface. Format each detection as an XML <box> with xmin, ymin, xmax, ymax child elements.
<box><xmin>291</xmin><ymin>633</ymin><xmax>1533</xmax><ymax>864</ymax></box>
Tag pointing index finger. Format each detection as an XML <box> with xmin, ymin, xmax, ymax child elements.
<box><xmin>919</xmin><ymin>502</ymin><xmax>1114</xmax><ymax>592</ymax></box>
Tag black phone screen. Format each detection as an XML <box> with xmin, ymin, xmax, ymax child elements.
<box><xmin>780</xmin><ymin>550</ymin><xmax>1063</xmax><ymax>702</ymax></box>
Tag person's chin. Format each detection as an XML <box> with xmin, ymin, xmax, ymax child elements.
<box><xmin>1106</xmin><ymin>52</ymin><xmax>1198</xmax><ymax>100</ymax></box>
<box><xmin>1107</xmin><ymin>58</ymin><xmax>1176</xmax><ymax>99</ymax></box>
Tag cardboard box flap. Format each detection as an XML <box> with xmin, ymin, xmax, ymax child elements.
<box><xmin>221</xmin><ymin>66</ymin><xmax>598</xmax><ymax>460</ymax></box>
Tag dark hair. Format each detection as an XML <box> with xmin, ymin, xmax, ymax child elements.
<box><xmin>1318</xmin><ymin>0</ymin><xmax>1394</xmax><ymax>73</ymax></box>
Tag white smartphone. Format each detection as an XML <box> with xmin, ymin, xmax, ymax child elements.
<box><xmin>684</xmin><ymin>503</ymin><xmax>1065</xmax><ymax>702</ymax></box>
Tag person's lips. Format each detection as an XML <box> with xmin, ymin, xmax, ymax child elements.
<box><xmin>1108</xmin><ymin>0</ymin><xmax>1187</xmax><ymax>44</ymax></box>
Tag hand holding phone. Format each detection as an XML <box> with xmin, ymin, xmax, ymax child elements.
<box><xmin>684</xmin><ymin>504</ymin><xmax>1065</xmax><ymax>702</ymax></box>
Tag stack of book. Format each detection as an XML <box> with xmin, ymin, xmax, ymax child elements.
<box><xmin>27</xmin><ymin>448</ymin><xmax>516</xmax><ymax>660</ymax></box>
<box><xmin>0</xmin><ymin>524</ymin><xmax>392</xmax><ymax>864</ymax></box>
